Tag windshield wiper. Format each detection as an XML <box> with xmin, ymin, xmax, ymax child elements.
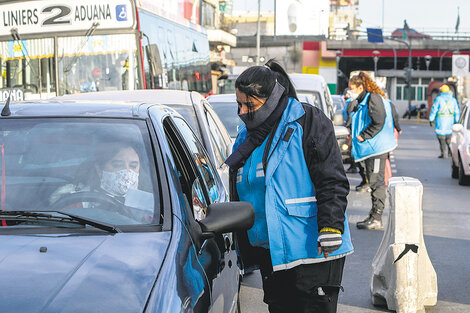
<box><xmin>0</xmin><ymin>211</ymin><xmax>121</xmax><ymax>233</ymax></box>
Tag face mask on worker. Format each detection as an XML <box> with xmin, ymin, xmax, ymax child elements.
<box><xmin>238</xmin><ymin>82</ymin><xmax>285</xmax><ymax>130</ymax></box>
<box><xmin>350</xmin><ymin>90</ymin><xmax>361</xmax><ymax>100</ymax></box>
<box><xmin>100</xmin><ymin>169</ymin><xmax>139</xmax><ymax>196</ymax></box>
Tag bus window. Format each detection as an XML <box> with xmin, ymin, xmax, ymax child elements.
<box><xmin>0</xmin><ymin>38</ymin><xmax>56</xmax><ymax>100</ymax></box>
<box><xmin>57</xmin><ymin>34</ymin><xmax>140</xmax><ymax>95</ymax></box>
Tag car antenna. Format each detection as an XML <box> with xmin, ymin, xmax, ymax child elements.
<box><xmin>1</xmin><ymin>92</ymin><xmax>11</xmax><ymax>117</ymax></box>
<box><xmin>1</xmin><ymin>28</ymin><xmax>23</xmax><ymax>117</ymax></box>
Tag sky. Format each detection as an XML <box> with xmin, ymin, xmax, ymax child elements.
<box><xmin>232</xmin><ymin>0</ymin><xmax>470</xmax><ymax>33</ymax></box>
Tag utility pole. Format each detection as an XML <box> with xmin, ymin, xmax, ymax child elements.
<box><xmin>382</xmin><ymin>0</ymin><xmax>385</xmax><ymax>29</ymax></box>
<box><xmin>256</xmin><ymin>0</ymin><xmax>261</xmax><ymax>65</ymax></box>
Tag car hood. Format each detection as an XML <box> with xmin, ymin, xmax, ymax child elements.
<box><xmin>0</xmin><ymin>231</ymin><xmax>171</xmax><ymax>313</ymax></box>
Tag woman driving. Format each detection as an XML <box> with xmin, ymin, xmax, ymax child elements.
<box><xmin>50</xmin><ymin>142</ymin><xmax>141</xmax><ymax>204</ymax></box>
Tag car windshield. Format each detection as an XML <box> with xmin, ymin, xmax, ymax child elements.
<box><xmin>332</xmin><ymin>97</ymin><xmax>345</xmax><ymax>111</ymax></box>
<box><xmin>297</xmin><ymin>91</ymin><xmax>323</xmax><ymax>111</ymax></box>
<box><xmin>0</xmin><ymin>118</ymin><xmax>159</xmax><ymax>227</ymax></box>
<box><xmin>208</xmin><ymin>101</ymin><xmax>242</xmax><ymax>138</ymax></box>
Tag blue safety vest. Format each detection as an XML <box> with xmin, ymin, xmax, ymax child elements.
<box><xmin>350</xmin><ymin>93</ymin><xmax>397</xmax><ymax>162</ymax></box>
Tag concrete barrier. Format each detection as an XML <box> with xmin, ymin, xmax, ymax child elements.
<box><xmin>371</xmin><ymin>177</ymin><xmax>437</xmax><ymax>313</ymax></box>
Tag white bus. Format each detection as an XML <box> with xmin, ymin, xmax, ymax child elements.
<box><xmin>0</xmin><ymin>0</ymin><xmax>212</xmax><ymax>100</ymax></box>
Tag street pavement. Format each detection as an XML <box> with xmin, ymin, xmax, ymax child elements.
<box><xmin>239</xmin><ymin>121</ymin><xmax>470</xmax><ymax>313</ymax></box>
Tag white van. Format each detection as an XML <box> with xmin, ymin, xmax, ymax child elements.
<box><xmin>289</xmin><ymin>73</ymin><xmax>335</xmax><ymax>120</ymax></box>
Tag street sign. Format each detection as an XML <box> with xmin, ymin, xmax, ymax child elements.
<box><xmin>452</xmin><ymin>55</ymin><xmax>469</xmax><ymax>77</ymax></box>
<box><xmin>367</xmin><ymin>28</ymin><xmax>384</xmax><ymax>43</ymax></box>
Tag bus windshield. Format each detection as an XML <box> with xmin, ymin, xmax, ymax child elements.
<box><xmin>58</xmin><ymin>34</ymin><xmax>139</xmax><ymax>95</ymax></box>
<box><xmin>0</xmin><ymin>34</ymin><xmax>140</xmax><ymax>100</ymax></box>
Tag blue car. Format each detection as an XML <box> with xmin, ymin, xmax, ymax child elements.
<box><xmin>0</xmin><ymin>99</ymin><xmax>254</xmax><ymax>313</ymax></box>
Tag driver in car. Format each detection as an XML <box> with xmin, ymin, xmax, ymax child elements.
<box><xmin>50</xmin><ymin>142</ymin><xmax>141</xmax><ymax>206</ymax></box>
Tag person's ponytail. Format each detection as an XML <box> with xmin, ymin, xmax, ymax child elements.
<box><xmin>264</xmin><ymin>59</ymin><xmax>298</xmax><ymax>100</ymax></box>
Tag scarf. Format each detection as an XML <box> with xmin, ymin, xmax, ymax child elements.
<box><xmin>225</xmin><ymin>84</ymin><xmax>287</xmax><ymax>171</ymax></box>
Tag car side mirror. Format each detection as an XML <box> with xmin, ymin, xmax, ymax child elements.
<box><xmin>453</xmin><ymin>123</ymin><xmax>464</xmax><ymax>133</ymax></box>
<box><xmin>198</xmin><ymin>202</ymin><xmax>254</xmax><ymax>236</ymax></box>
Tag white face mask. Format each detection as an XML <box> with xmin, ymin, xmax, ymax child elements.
<box><xmin>350</xmin><ymin>91</ymin><xmax>360</xmax><ymax>100</ymax></box>
<box><xmin>100</xmin><ymin>169</ymin><xmax>139</xmax><ymax>196</ymax></box>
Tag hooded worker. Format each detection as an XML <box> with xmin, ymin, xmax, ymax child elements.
<box><xmin>429</xmin><ymin>84</ymin><xmax>460</xmax><ymax>158</ymax></box>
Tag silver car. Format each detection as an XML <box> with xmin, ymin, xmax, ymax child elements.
<box><xmin>451</xmin><ymin>101</ymin><xmax>470</xmax><ymax>185</ymax></box>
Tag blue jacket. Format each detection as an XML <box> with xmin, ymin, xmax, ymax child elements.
<box><xmin>350</xmin><ymin>93</ymin><xmax>397</xmax><ymax>162</ymax></box>
<box><xmin>429</xmin><ymin>92</ymin><xmax>460</xmax><ymax>136</ymax></box>
<box><xmin>231</xmin><ymin>98</ymin><xmax>353</xmax><ymax>271</ymax></box>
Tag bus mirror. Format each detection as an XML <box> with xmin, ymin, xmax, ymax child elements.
<box><xmin>145</xmin><ymin>44</ymin><xmax>163</xmax><ymax>76</ymax></box>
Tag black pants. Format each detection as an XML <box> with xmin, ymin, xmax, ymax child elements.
<box><xmin>358</xmin><ymin>161</ymin><xmax>367</xmax><ymax>183</ymax></box>
<box><xmin>257</xmin><ymin>248</ymin><xmax>345</xmax><ymax>313</ymax></box>
<box><xmin>437</xmin><ymin>134</ymin><xmax>451</xmax><ymax>156</ymax></box>
<box><xmin>364</xmin><ymin>154</ymin><xmax>387</xmax><ymax>217</ymax></box>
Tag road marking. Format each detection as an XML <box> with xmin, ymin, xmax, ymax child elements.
<box><xmin>391</xmin><ymin>164</ymin><xmax>396</xmax><ymax>168</ymax></box>
<box><xmin>392</xmin><ymin>169</ymin><xmax>397</xmax><ymax>173</ymax></box>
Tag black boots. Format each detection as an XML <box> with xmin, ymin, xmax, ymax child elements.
<box><xmin>356</xmin><ymin>215</ymin><xmax>383</xmax><ymax>230</ymax></box>
<box><xmin>356</xmin><ymin>181</ymin><xmax>371</xmax><ymax>192</ymax></box>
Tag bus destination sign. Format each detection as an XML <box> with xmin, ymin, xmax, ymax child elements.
<box><xmin>0</xmin><ymin>0</ymin><xmax>134</xmax><ymax>37</ymax></box>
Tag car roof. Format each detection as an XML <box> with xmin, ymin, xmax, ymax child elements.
<box><xmin>56</xmin><ymin>90</ymin><xmax>194</xmax><ymax>106</ymax></box>
<box><xmin>1</xmin><ymin>99</ymin><xmax>175</xmax><ymax>119</ymax></box>
<box><xmin>206</xmin><ymin>94</ymin><xmax>236</xmax><ymax>102</ymax></box>
<box><xmin>289</xmin><ymin>74</ymin><xmax>325</xmax><ymax>91</ymax></box>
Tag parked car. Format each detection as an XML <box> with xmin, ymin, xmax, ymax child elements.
<box><xmin>58</xmin><ymin>90</ymin><xmax>233</xmax><ymax>192</ymax></box>
<box><xmin>206</xmin><ymin>93</ymin><xmax>241</xmax><ymax>140</ymax></box>
<box><xmin>331</xmin><ymin>95</ymin><xmax>346</xmax><ymax>126</ymax></box>
<box><xmin>289</xmin><ymin>73</ymin><xmax>335</xmax><ymax>120</ymax></box>
<box><xmin>0</xmin><ymin>99</ymin><xmax>254</xmax><ymax>313</ymax></box>
<box><xmin>207</xmin><ymin>92</ymin><xmax>350</xmax><ymax>160</ymax></box>
<box><xmin>451</xmin><ymin>101</ymin><xmax>470</xmax><ymax>185</ymax></box>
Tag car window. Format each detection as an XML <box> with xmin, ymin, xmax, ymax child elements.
<box><xmin>1</xmin><ymin>118</ymin><xmax>159</xmax><ymax>226</ymax></box>
<box><xmin>208</xmin><ymin>101</ymin><xmax>242</xmax><ymax>138</ymax></box>
<box><xmin>298</xmin><ymin>91</ymin><xmax>323</xmax><ymax>111</ymax></box>
<box><xmin>171</xmin><ymin>117</ymin><xmax>219</xmax><ymax>204</ymax></box>
<box><xmin>333</xmin><ymin>97</ymin><xmax>345</xmax><ymax>111</ymax></box>
<box><xmin>203</xmin><ymin>103</ymin><xmax>230</xmax><ymax>163</ymax></box>
<box><xmin>166</xmin><ymin>104</ymin><xmax>201</xmax><ymax>139</ymax></box>
<box><xmin>204</xmin><ymin>102</ymin><xmax>232</xmax><ymax>146</ymax></box>
<box><xmin>205</xmin><ymin>113</ymin><xmax>226</xmax><ymax>166</ymax></box>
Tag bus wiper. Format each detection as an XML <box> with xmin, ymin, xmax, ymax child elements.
<box><xmin>0</xmin><ymin>210</ymin><xmax>121</xmax><ymax>233</ymax></box>
<box><xmin>64</xmin><ymin>22</ymin><xmax>100</xmax><ymax>73</ymax></box>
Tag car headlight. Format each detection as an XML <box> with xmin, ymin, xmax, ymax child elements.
<box><xmin>341</xmin><ymin>143</ymin><xmax>349</xmax><ymax>151</ymax></box>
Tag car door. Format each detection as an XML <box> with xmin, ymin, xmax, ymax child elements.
<box><xmin>454</xmin><ymin>105</ymin><xmax>468</xmax><ymax>162</ymax></box>
<box><xmin>163</xmin><ymin>115</ymin><xmax>239</xmax><ymax>313</ymax></box>
<box><xmin>463</xmin><ymin>107</ymin><xmax>470</xmax><ymax>173</ymax></box>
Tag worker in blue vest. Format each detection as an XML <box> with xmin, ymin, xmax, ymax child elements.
<box><xmin>349</xmin><ymin>72</ymin><xmax>397</xmax><ymax>230</ymax></box>
<box><xmin>227</xmin><ymin>59</ymin><xmax>353</xmax><ymax>312</ymax></box>
<box><xmin>429</xmin><ymin>84</ymin><xmax>460</xmax><ymax>158</ymax></box>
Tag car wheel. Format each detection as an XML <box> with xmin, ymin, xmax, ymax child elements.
<box><xmin>452</xmin><ymin>159</ymin><xmax>459</xmax><ymax>179</ymax></box>
<box><xmin>458</xmin><ymin>156</ymin><xmax>470</xmax><ymax>186</ymax></box>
